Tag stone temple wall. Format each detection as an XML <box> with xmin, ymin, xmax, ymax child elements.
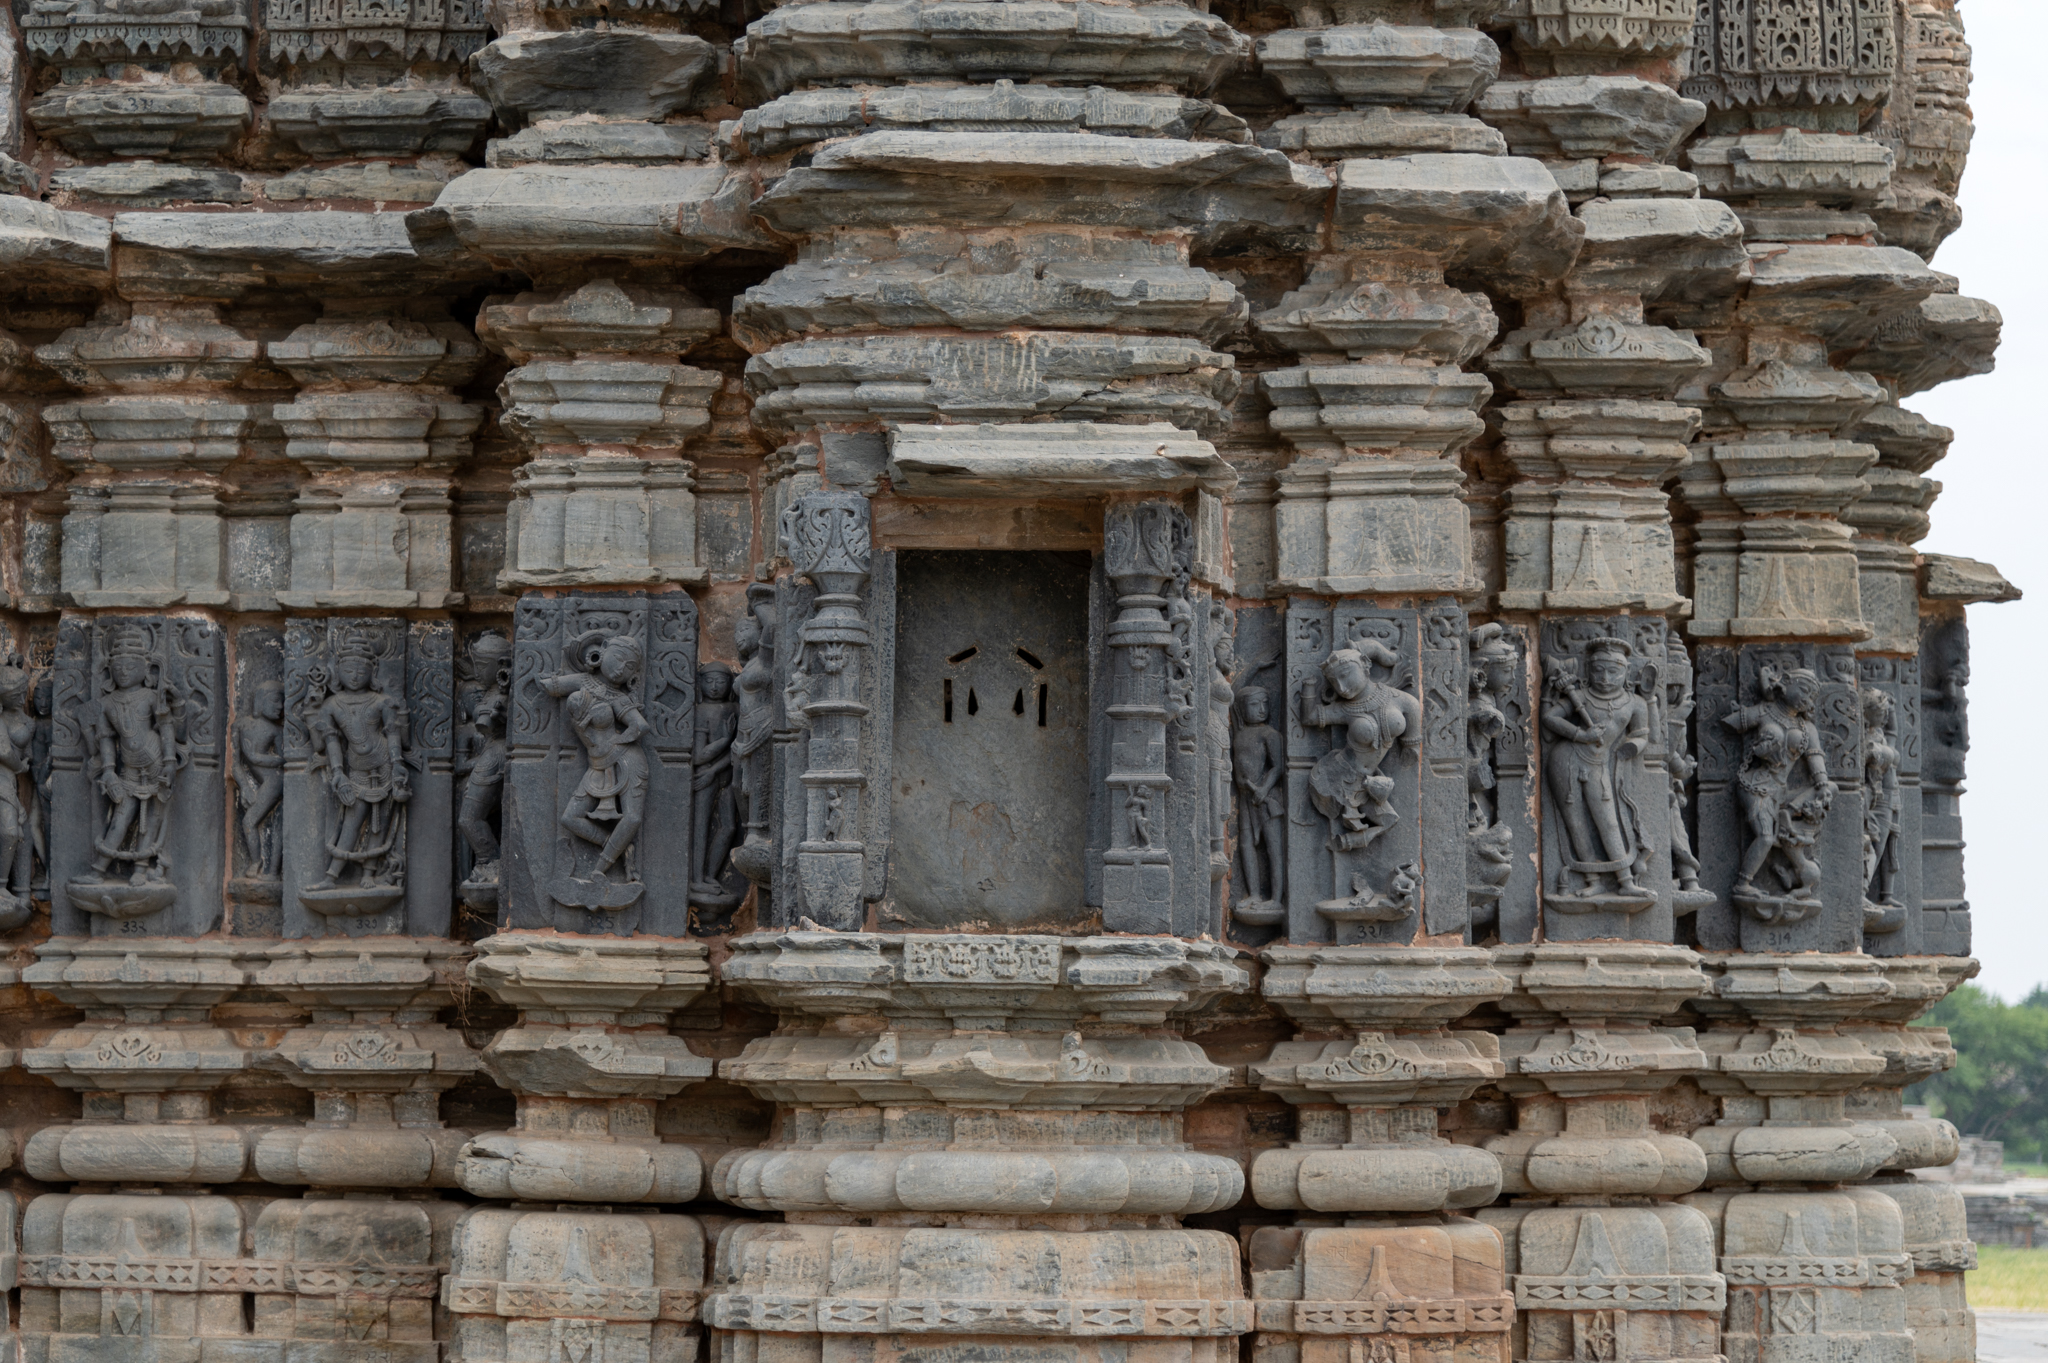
<box><xmin>0</xmin><ymin>2</ymin><xmax>2016</xmax><ymax>1363</ymax></box>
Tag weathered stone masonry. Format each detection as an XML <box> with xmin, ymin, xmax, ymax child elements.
<box><xmin>0</xmin><ymin>3</ymin><xmax>2016</xmax><ymax>1363</ymax></box>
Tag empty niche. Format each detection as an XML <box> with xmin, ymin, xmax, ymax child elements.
<box><xmin>890</xmin><ymin>550</ymin><xmax>1091</xmax><ymax>927</ymax></box>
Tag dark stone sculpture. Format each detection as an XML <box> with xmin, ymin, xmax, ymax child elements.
<box><xmin>506</xmin><ymin>593</ymin><xmax>697</xmax><ymax>935</ymax></box>
<box><xmin>281</xmin><ymin>617</ymin><xmax>452</xmax><ymax>938</ymax></box>
<box><xmin>52</xmin><ymin>615</ymin><xmax>225</xmax><ymax>936</ymax></box>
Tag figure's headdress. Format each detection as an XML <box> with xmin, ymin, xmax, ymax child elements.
<box><xmin>1587</xmin><ymin>638</ymin><xmax>1633</xmax><ymax>664</ymax></box>
<box><xmin>107</xmin><ymin>622</ymin><xmax>151</xmax><ymax>660</ymax></box>
<box><xmin>333</xmin><ymin>627</ymin><xmax>377</xmax><ymax>663</ymax></box>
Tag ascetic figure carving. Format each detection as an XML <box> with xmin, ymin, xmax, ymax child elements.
<box><xmin>1861</xmin><ymin>686</ymin><xmax>1904</xmax><ymax>933</ymax></box>
<box><xmin>303</xmin><ymin>633</ymin><xmax>411</xmax><ymax>911</ymax></box>
<box><xmin>729</xmin><ymin>586</ymin><xmax>777</xmax><ymax>885</ymax></box>
<box><xmin>1723</xmin><ymin>664</ymin><xmax>1836</xmax><ymax>921</ymax></box>
<box><xmin>1541</xmin><ymin>638</ymin><xmax>1653</xmax><ymax>910</ymax></box>
<box><xmin>543</xmin><ymin>629</ymin><xmax>650</xmax><ymax>908</ymax></box>
<box><xmin>232</xmin><ymin>679</ymin><xmax>284</xmax><ymax>878</ymax></box>
<box><xmin>74</xmin><ymin>625</ymin><xmax>184</xmax><ymax>907</ymax></box>
<box><xmin>1230</xmin><ymin>686</ymin><xmax>1286</xmax><ymax>924</ymax></box>
<box><xmin>0</xmin><ymin>657</ymin><xmax>34</xmax><ymax>925</ymax></box>
<box><xmin>690</xmin><ymin>663</ymin><xmax>739</xmax><ymax>900</ymax></box>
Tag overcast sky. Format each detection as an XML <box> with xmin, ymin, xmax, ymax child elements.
<box><xmin>1907</xmin><ymin>0</ymin><xmax>2048</xmax><ymax>1001</ymax></box>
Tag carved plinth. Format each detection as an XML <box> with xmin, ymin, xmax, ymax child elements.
<box><xmin>713</xmin><ymin>930</ymin><xmax>1251</xmax><ymax>1355</ymax></box>
<box><xmin>1251</xmin><ymin>947</ymin><xmax>1508</xmax><ymax>1213</ymax></box>
<box><xmin>1682</xmin><ymin>952</ymin><xmax>1915</xmax><ymax>1363</ymax></box>
<box><xmin>246</xmin><ymin>939</ymin><xmax>478</xmax><ymax>1188</ymax></box>
<box><xmin>1475</xmin><ymin>945</ymin><xmax>1723</xmax><ymax>1363</ymax></box>
<box><xmin>448</xmin><ymin>1208</ymin><xmax>707</xmax><ymax>1363</ymax></box>
<box><xmin>502</xmin><ymin>456</ymin><xmax>704</xmax><ymax>588</ymax></box>
<box><xmin>1247</xmin><ymin>1222</ymin><xmax>1512</xmax><ymax>1363</ymax></box>
<box><xmin>457</xmin><ymin>933</ymin><xmax>715</xmax><ymax>1204</ymax></box>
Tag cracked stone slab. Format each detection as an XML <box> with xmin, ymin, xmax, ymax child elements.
<box><xmin>487</xmin><ymin>120</ymin><xmax>718</xmax><ymax>166</ymax></box>
<box><xmin>752</xmin><ymin>130</ymin><xmax>1328</xmax><ymax>251</ymax></box>
<box><xmin>409</xmin><ymin>164</ymin><xmax>771</xmax><ymax>270</ymax></box>
<box><xmin>735</xmin><ymin>0</ymin><xmax>1251</xmax><ymax>101</ymax></box>
<box><xmin>887</xmin><ymin>421</ymin><xmax>1236</xmax><ymax>496</ymax></box>
<box><xmin>50</xmin><ymin>162</ymin><xmax>250</xmax><ymax>207</ymax></box>
<box><xmin>264</xmin><ymin>89</ymin><xmax>491</xmax><ymax>158</ymax></box>
<box><xmin>733</xmin><ymin>231</ymin><xmax>1248</xmax><ymax>347</ymax></box>
<box><xmin>112</xmin><ymin>209</ymin><xmax>495</xmax><ymax>301</ymax></box>
<box><xmin>1475</xmin><ymin>76</ymin><xmax>1705</xmax><ymax>162</ymax></box>
<box><xmin>473</xmin><ymin>31</ymin><xmax>721</xmax><ymax>126</ymax></box>
<box><xmin>723</xmin><ymin>84</ymin><xmax>1250</xmax><ymax>157</ymax></box>
<box><xmin>745</xmin><ymin>331</ymin><xmax>1241</xmax><ymax>434</ymax></box>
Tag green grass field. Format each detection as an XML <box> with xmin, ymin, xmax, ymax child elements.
<box><xmin>1971</xmin><ymin>1246</ymin><xmax>2048</xmax><ymax>1310</ymax></box>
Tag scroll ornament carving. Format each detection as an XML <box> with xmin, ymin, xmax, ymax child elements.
<box><xmin>1723</xmin><ymin>665</ymin><xmax>1837</xmax><ymax>923</ymax></box>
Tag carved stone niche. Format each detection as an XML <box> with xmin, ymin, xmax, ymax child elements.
<box><xmin>49</xmin><ymin>614</ymin><xmax>226</xmax><ymax>937</ymax></box>
<box><xmin>19</xmin><ymin>1192</ymin><xmax>458</xmax><ymax>1363</ymax></box>
<box><xmin>1692</xmin><ymin>643</ymin><xmax>1868</xmax><ymax>954</ymax></box>
<box><xmin>1282</xmin><ymin>598</ymin><xmax>1469</xmax><ymax>945</ymax></box>
<box><xmin>505</xmin><ymin>592</ymin><xmax>698</xmax><ymax>936</ymax></box>
<box><xmin>250</xmin><ymin>939</ymin><xmax>479</xmax><ymax>1189</ymax></box>
<box><xmin>280</xmin><ymin>617</ymin><xmax>454</xmax><ymax>938</ymax></box>
<box><xmin>1535</xmin><ymin>616</ymin><xmax>1683</xmax><ymax>943</ymax></box>
<box><xmin>1245</xmin><ymin>1221</ymin><xmax>1513</xmax><ymax>1363</ymax></box>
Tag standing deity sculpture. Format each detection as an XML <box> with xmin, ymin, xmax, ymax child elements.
<box><xmin>1231</xmin><ymin>686</ymin><xmax>1287</xmax><ymax>927</ymax></box>
<box><xmin>1660</xmin><ymin>640</ymin><xmax>1715</xmax><ymax>916</ymax></box>
<box><xmin>730</xmin><ymin>585</ymin><xmax>778</xmax><ymax>887</ymax></box>
<box><xmin>1722</xmin><ymin>664</ymin><xmax>1836</xmax><ymax>922</ymax></box>
<box><xmin>1301</xmin><ymin>634</ymin><xmax>1422</xmax><ymax>924</ymax></box>
<box><xmin>542</xmin><ymin>629</ymin><xmax>651</xmax><ymax>910</ymax></box>
<box><xmin>69</xmin><ymin>623</ymin><xmax>186</xmax><ymax>918</ymax></box>
<box><xmin>455</xmin><ymin>631</ymin><xmax>511</xmax><ymax>909</ymax></box>
<box><xmin>0</xmin><ymin>656</ymin><xmax>34</xmax><ymax>927</ymax></box>
<box><xmin>1540</xmin><ymin>638</ymin><xmax>1654</xmax><ymax>913</ymax></box>
<box><xmin>1860</xmin><ymin>685</ymin><xmax>1904</xmax><ymax>934</ymax></box>
<box><xmin>300</xmin><ymin>631</ymin><xmax>412</xmax><ymax>917</ymax></box>
<box><xmin>690</xmin><ymin>663</ymin><xmax>740</xmax><ymax>906</ymax></box>
<box><xmin>457</xmin><ymin>690</ymin><xmax>508</xmax><ymax>906</ymax></box>
<box><xmin>232</xmin><ymin>679</ymin><xmax>284</xmax><ymax>880</ymax></box>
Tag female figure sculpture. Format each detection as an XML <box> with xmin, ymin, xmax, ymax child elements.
<box><xmin>1722</xmin><ymin>664</ymin><xmax>1835</xmax><ymax>921</ymax></box>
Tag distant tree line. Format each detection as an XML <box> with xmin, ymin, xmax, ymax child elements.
<box><xmin>1910</xmin><ymin>984</ymin><xmax>2048</xmax><ymax>1166</ymax></box>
